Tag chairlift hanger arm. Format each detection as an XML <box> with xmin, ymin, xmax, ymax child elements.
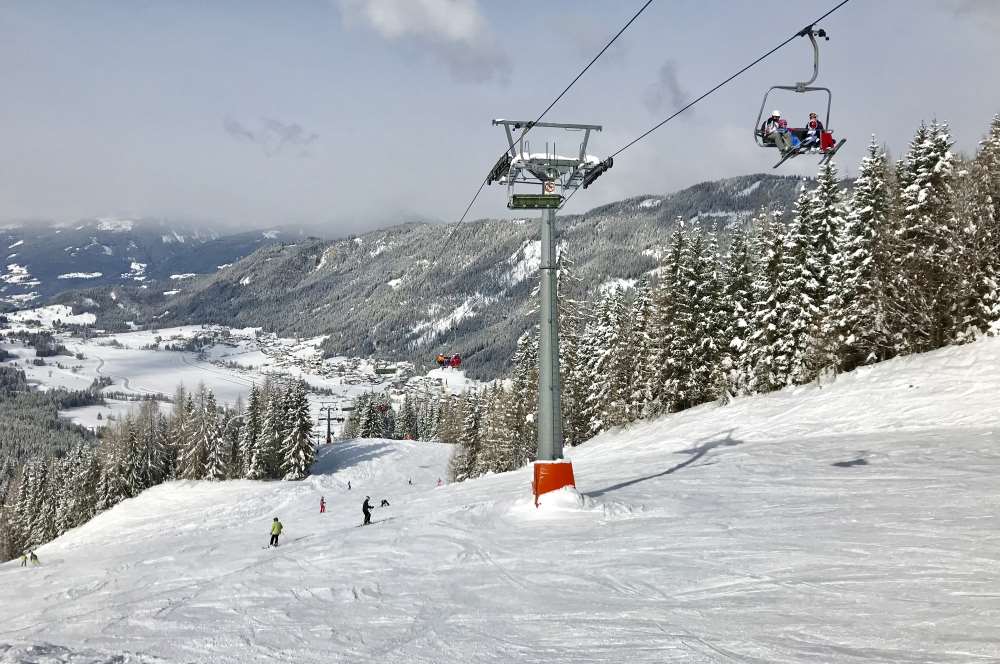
<box><xmin>794</xmin><ymin>26</ymin><xmax>828</xmax><ymax>91</ymax></box>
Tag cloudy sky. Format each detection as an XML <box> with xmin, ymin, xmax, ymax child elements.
<box><xmin>1</xmin><ymin>0</ymin><xmax>998</xmax><ymax>234</ymax></box>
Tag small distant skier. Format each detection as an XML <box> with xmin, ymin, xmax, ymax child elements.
<box><xmin>436</xmin><ymin>478</ymin><xmax>443</xmax><ymax>487</ymax></box>
<box><xmin>320</xmin><ymin>496</ymin><xmax>326</xmax><ymax>513</ymax></box>
<box><xmin>347</xmin><ymin>481</ymin><xmax>352</xmax><ymax>491</ymax></box>
<box><xmin>362</xmin><ymin>496</ymin><xmax>373</xmax><ymax>526</ymax></box>
<box><xmin>408</xmin><ymin>478</ymin><xmax>413</xmax><ymax>486</ymax></box>
<box><xmin>380</xmin><ymin>498</ymin><xmax>390</xmax><ymax>507</ymax></box>
<box><xmin>20</xmin><ymin>552</ymin><xmax>28</xmax><ymax>567</ymax></box>
<box><xmin>269</xmin><ymin>517</ymin><xmax>283</xmax><ymax>547</ymax></box>
<box><xmin>29</xmin><ymin>551</ymin><xmax>39</xmax><ymax>566</ymax></box>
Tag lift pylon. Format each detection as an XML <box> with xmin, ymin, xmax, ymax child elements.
<box><xmin>490</xmin><ymin>119</ymin><xmax>607</xmax><ymax>505</ymax></box>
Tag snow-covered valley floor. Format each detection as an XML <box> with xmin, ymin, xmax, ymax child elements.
<box><xmin>3</xmin><ymin>338</ymin><xmax>1000</xmax><ymax>662</ymax></box>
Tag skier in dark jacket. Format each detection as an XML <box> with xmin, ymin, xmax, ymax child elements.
<box><xmin>362</xmin><ymin>496</ymin><xmax>373</xmax><ymax>525</ymax></box>
<box><xmin>802</xmin><ymin>112</ymin><xmax>825</xmax><ymax>148</ymax></box>
<box><xmin>380</xmin><ymin>499</ymin><xmax>390</xmax><ymax>507</ymax></box>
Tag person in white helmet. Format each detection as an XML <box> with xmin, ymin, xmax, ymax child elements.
<box><xmin>760</xmin><ymin>110</ymin><xmax>792</xmax><ymax>154</ymax></box>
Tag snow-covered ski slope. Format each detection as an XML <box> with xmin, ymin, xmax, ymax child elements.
<box><xmin>4</xmin><ymin>338</ymin><xmax>1000</xmax><ymax>663</ymax></box>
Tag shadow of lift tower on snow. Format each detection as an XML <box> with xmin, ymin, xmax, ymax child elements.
<box><xmin>585</xmin><ymin>430</ymin><xmax>744</xmax><ymax>498</ymax></box>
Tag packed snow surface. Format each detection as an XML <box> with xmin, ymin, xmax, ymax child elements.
<box><xmin>4</xmin><ymin>338</ymin><xmax>1000</xmax><ymax>661</ymax></box>
<box><xmin>6</xmin><ymin>304</ymin><xmax>96</xmax><ymax>327</ymax></box>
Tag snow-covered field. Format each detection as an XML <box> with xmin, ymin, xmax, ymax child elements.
<box><xmin>2</xmin><ymin>307</ymin><xmax>480</xmax><ymax>436</ymax></box>
<box><xmin>3</xmin><ymin>335</ymin><xmax>1000</xmax><ymax>662</ymax></box>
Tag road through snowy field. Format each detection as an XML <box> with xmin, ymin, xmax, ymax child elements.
<box><xmin>3</xmin><ymin>338</ymin><xmax>1000</xmax><ymax>662</ymax></box>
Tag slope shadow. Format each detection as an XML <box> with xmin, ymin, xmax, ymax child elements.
<box><xmin>311</xmin><ymin>440</ymin><xmax>397</xmax><ymax>475</ymax></box>
<box><xmin>832</xmin><ymin>457</ymin><xmax>869</xmax><ymax>468</ymax></box>
<box><xmin>585</xmin><ymin>430</ymin><xmax>743</xmax><ymax>498</ymax></box>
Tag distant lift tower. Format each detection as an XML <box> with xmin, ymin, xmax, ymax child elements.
<box><xmin>489</xmin><ymin>119</ymin><xmax>613</xmax><ymax>505</ymax></box>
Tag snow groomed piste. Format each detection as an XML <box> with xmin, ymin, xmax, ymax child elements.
<box><xmin>3</xmin><ymin>334</ymin><xmax>1000</xmax><ymax>662</ymax></box>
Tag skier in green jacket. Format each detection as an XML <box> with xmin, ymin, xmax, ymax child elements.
<box><xmin>269</xmin><ymin>517</ymin><xmax>283</xmax><ymax>547</ymax></box>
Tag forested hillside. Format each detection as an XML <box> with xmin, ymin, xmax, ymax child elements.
<box><xmin>63</xmin><ymin>174</ymin><xmax>806</xmax><ymax>378</ymax></box>
<box><xmin>0</xmin><ymin>365</ymin><xmax>100</xmax><ymax>509</ymax></box>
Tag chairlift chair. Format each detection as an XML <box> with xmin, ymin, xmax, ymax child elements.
<box><xmin>754</xmin><ymin>27</ymin><xmax>846</xmax><ymax>168</ymax></box>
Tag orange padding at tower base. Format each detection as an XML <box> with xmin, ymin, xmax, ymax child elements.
<box><xmin>533</xmin><ymin>460</ymin><xmax>576</xmax><ymax>507</ymax></box>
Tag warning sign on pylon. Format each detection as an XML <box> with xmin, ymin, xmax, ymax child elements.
<box><xmin>543</xmin><ymin>181</ymin><xmax>556</xmax><ymax>194</ymax></box>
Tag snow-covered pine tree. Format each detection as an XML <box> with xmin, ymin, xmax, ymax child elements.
<box><xmin>623</xmin><ymin>278</ymin><xmax>654</xmax><ymax>420</ymax></box>
<box><xmin>745</xmin><ymin>212</ymin><xmax>792</xmax><ymax>393</ymax></box>
<box><xmin>508</xmin><ymin>330</ymin><xmax>538</xmax><ymax>463</ymax></box>
<box><xmin>719</xmin><ymin>224</ymin><xmax>758</xmax><ymax>396</ymax></box>
<box><xmin>686</xmin><ymin>234</ymin><xmax>726</xmax><ymax>406</ymax></box>
<box><xmin>242</xmin><ymin>384</ymin><xmax>266</xmax><ymax>478</ymax></box>
<box><xmin>474</xmin><ymin>384</ymin><xmax>518</xmax><ymax>474</ymax></box>
<box><xmin>804</xmin><ymin>161</ymin><xmax>848</xmax><ymax>375</ymax></box>
<box><xmin>417</xmin><ymin>386</ymin><xmax>442</xmax><ymax>440</ymax></box>
<box><xmin>450</xmin><ymin>392</ymin><xmax>482</xmax><ymax>482</ymax></box>
<box><xmin>891</xmin><ymin>121</ymin><xmax>960</xmax><ymax>353</ymax></box>
<box><xmin>644</xmin><ymin>222</ymin><xmax>687</xmax><ymax>416</ymax></box>
<box><xmin>395</xmin><ymin>394</ymin><xmax>419</xmax><ymax>440</ymax></box>
<box><xmin>781</xmin><ymin>190</ymin><xmax>823</xmax><ymax>384</ymax></box>
<box><xmin>258</xmin><ymin>384</ymin><xmax>285</xmax><ymax>478</ymax></box>
<box><xmin>96</xmin><ymin>428</ymin><xmax>130</xmax><ymax>512</ymax></box>
<box><xmin>134</xmin><ymin>401</ymin><xmax>169</xmax><ymax>489</ymax></box>
<box><xmin>556</xmin><ymin>250</ymin><xmax>591</xmax><ymax>447</ymax></box>
<box><xmin>203</xmin><ymin>389</ymin><xmax>229</xmax><ymax>481</ymax></box>
<box><xmin>582</xmin><ymin>287</ymin><xmax>631</xmax><ymax>434</ymax></box>
<box><xmin>177</xmin><ymin>385</ymin><xmax>211</xmax><ymax>480</ymax></box>
<box><xmin>832</xmin><ymin>137</ymin><xmax>895</xmax><ymax>370</ymax></box>
<box><xmin>359</xmin><ymin>392</ymin><xmax>394</xmax><ymax>438</ymax></box>
<box><xmin>662</xmin><ymin>234</ymin><xmax>700</xmax><ymax>410</ymax></box>
<box><xmin>33</xmin><ymin>460</ymin><xmax>58</xmax><ymax>544</ymax></box>
<box><xmin>809</xmin><ymin>162</ymin><xmax>846</xmax><ymax>307</ymax></box>
<box><xmin>280</xmin><ymin>381</ymin><xmax>315</xmax><ymax>480</ymax></box>
<box><xmin>57</xmin><ymin>444</ymin><xmax>99</xmax><ymax>533</ymax></box>
<box><xmin>951</xmin><ymin>118</ymin><xmax>1000</xmax><ymax>338</ymax></box>
<box><xmin>164</xmin><ymin>386</ymin><xmax>192</xmax><ymax>479</ymax></box>
<box><xmin>122</xmin><ymin>419</ymin><xmax>146</xmax><ymax>496</ymax></box>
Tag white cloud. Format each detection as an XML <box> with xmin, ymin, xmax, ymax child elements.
<box><xmin>340</xmin><ymin>0</ymin><xmax>484</xmax><ymax>44</ymax></box>
<box><xmin>336</xmin><ymin>0</ymin><xmax>509</xmax><ymax>84</ymax></box>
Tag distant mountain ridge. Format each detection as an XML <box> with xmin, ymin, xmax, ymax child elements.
<box><xmin>0</xmin><ymin>218</ymin><xmax>290</xmax><ymax>306</ymax></box>
<box><xmin>48</xmin><ymin>174</ymin><xmax>811</xmax><ymax>377</ymax></box>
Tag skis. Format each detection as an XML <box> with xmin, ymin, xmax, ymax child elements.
<box><xmin>772</xmin><ymin>147</ymin><xmax>802</xmax><ymax>169</ymax></box>
<box><xmin>819</xmin><ymin>138</ymin><xmax>847</xmax><ymax>165</ymax></box>
<box><xmin>772</xmin><ymin>138</ymin><xmax>847</xmax><ymax>169</ymax></box>
<box><xmin>356</xmin><ymin>517</ymin><xmax>394</xmax><ymax>528</ymax></box>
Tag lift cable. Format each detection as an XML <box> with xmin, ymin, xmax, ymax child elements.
<box><xmin>559</xmin><ymin>0</ymin><xmax>852</xmax><ymax>211</ymax></box>
<box><xmin>406</xmin><ymin>0</ymin><xmax>655</xmax><ymax>297</ymax></box>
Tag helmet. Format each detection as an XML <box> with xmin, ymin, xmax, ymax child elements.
<box><xmin>273</xmin><ymin>517</ymin><xmax>278</xmax><ymax>521</ymax></box>
<box><xmin>771</xmin><ymin>110</ymin><xmax>781</xmax><ymax>117</ymax></box>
